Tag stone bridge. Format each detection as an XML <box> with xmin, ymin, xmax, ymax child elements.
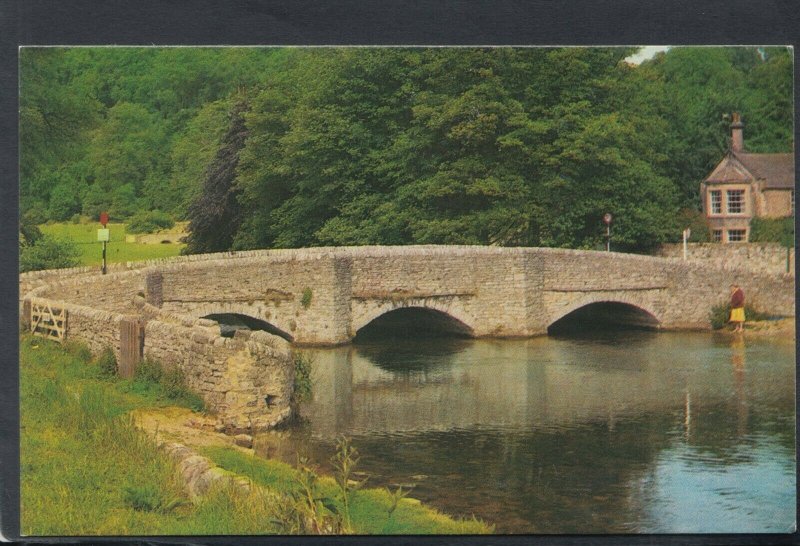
<box><xmin>135</xmin><ymin>245</ymin><xmax>793</xmax><ymax>343</ymax></box>
<box><xmin>20</xmin><ymin>245</ymin><xmax>795</xmax><ymax>431</ymax></box>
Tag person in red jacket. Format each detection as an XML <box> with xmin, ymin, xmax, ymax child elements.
<box><xmin>729</xmin><ymin>284</ymin><xmax>745</xmax><ymax>333</ymax></box>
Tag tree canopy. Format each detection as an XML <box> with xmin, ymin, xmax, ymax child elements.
<box><xmin>19</xmin><ymin>46</ymin><xmax>793</xmax><ymax>252</ymax></box>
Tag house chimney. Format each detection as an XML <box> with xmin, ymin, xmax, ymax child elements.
<box><xmin>730</xmin><ymin>112</ymin><xmax>744</xmax><ymax>152</ymax></box>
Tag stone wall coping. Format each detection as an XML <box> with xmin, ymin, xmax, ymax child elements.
<box><xmin>27</xmin><ymin>295</ymin><xmax>127</xmax><ymax>323</ymax></box>
<box><xmin>23</xmin><ymin>245</ymin><xmax>793</xmax><ymax>311</ymax></box>
<box><xmin>22</xmin><ymin>244</ymin><xmax>796</xmax><ymax>285</ymax></box>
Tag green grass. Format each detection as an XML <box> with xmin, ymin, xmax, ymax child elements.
<box><xmin>38</xmin><ymin>222</ymin><xmax>184</xmax><ymax>266</ymax></box>
<box><xmin>20</xmin><ymin>335</ymin><xmax>492</xmax><ymax>535</ymax></box>
<box><xmin>199</xmin><ymin>446</ymin><xmax>492</xmax><ymax>534</ymax></box>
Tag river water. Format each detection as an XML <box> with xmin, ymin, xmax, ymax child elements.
<box><xmin>254</xmin><ymin>331</ymin><xmax>795</xmax><ymax>533</ymax></box>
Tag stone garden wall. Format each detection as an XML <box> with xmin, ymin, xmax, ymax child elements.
<box><xmin>656</xmin><ymin>242</ymin><xmax>794</xmax><ymax>276</ymax></box>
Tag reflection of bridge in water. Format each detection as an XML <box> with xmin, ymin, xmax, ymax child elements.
<box><xmin>274</xmin><ymin>333</ymin><xmax>795</xmax><ymax>533</ymax></box>
<box><xmin>302</xmin><ymin>333</ymin><xmax>795</xmax><ymax>439</ymax></box>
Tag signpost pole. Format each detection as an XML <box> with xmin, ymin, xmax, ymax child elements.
<box><xmin>99</xmin><ymin>211</ymin><xmax>109</xmax><ymax>275</ymax></box>
<box><xmin>682</xmin><ymin>228</ymin><xmax>691</xmax><ymax>261</ymax></box>
<box><xmin>603</xmin><ymin>213</ymin><xmax>613</xmax><ymax>252</ymax></box>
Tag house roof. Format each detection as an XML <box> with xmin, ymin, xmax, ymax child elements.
<box><xmin>735</xmin><ymin>152</ymin><xmax>795</xmax><ymax>189</ymax></box>
<box><xmin>705</xmin><ymin>151</ymin><xmax>795</xmax><ymax>189</ymax></box>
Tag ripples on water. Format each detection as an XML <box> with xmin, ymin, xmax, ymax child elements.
<box><xmin>254</xmin><ymin>331</ymin><xmax>795</xmax><ymax>533</ymax></box>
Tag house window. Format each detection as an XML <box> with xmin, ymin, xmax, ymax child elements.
<box><xmin>709</xmin><ymin>190</ymin><xmax>722</xmax><ymax>214</ymax></box>
<box><xmin>727</xmin><ymin>189</ymin><xmax>745</xmax><ymax>214</ymax></box>
<box><xmin>712</xmin><ymin>230</ymin><xmax>722</xmax><ymax>242</ymax></box>
<box><xmin>727</xmin><ymin>229</ymin><xmax>746</xmax><ymax>242</ymax></box>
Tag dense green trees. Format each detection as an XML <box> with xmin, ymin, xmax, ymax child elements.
<box><xmin>183</xmin><ymin>99</ymin><xmax>250</xmax><ymax>254</ymax></box>
<box><xmin>19</xmin><ymin>46</ymin><xmax>793</xmax><ymax>253</ymax></box>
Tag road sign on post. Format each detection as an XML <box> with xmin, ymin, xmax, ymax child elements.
<box><xmin>99</xmin><ymin>212</ymin><xmax>109</xmax><ymax>274</ymax></box>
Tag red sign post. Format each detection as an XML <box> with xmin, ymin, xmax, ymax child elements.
<box><xmin>100</xmin><ymin>211</ymin><xmax>109</xmax><ymax>227</ymax></box>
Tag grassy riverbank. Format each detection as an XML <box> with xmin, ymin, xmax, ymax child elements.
<box><xmin>39</xmin><ymin>222</ymin><xmax>184</xmax><ymax>265</ymax></box>
<box><xmin>20</xmin><ymin>334</ymin><xmax>491</xmax><ymax>535</ymax></box>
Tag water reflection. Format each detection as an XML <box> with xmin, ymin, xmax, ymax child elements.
<box><xmin>353</xmin><ymin>337</ymin><xmax>472</xmax><ymax>373</ymax></box>
<box><xmin>258</xmin><ymin>332</ymin><xmax>795</xmax><ymax>533</ymax></box>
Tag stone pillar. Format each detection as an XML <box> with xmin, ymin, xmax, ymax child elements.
<box><xmin>144</xmin><ymin>270</ymin><xmax>163</xmax><ymax>307</ymax></box>
<box><xmin>331</xmin><ymin>256</ymin><xmax>353</xmax><ymax>343</ymax></box>
<box><xmin>522</xmin><ymin>251</ymin><xmax>548</xmax><ymax>335</ymax></box>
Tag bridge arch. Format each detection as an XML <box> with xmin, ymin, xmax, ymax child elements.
<box><xmin>201</xmin><ymin>312</ymin><xmax>294</xmax><ymax>342</ymax></box>
<box><xmin>547</xmin><ymin>297</ymin><xmax>661</xmax><ymax>335</ymax></box>
<box><xmin>353</xmin><ymin>304</ymin><xmax>475</xmax><ymax>341</ymax></box>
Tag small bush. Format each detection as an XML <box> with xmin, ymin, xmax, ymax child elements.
<box><xmin>19</xmin><ymin>214</ymin><xmax>43</xmax><ymax>246</ymax></box>
<box><xmin>331</xmin><ymin>436</ymin><xmax>367</xmax><ymax>533</ymax></box>
<box><xmin>64</xmin><ymin>340</ymin><xmax>92</xmax><ymax>363</ymax></box>
<box><xmin>70</xmin><ymin>213</ymin><xmax>82</xmax><ymax>224</ymax></box>
<box><xmin>749</xmin><ymin>217</ymin><xmax>794</xmax><ymax>246</ymax></box>
<box><xmin>293</xmin><ymin>352</ymin><xmax>313</xmax><ymax>404</ymax></box>
<box><xmin>134</xmin><ymin>358</ymin><xmax>204</xmax><ymax>411</ymax></box>
<box><xmin>123</xmin><ymin>484</ymin><xmax>186</xmax><ymax>514</ymax></box>
<box><xmin>126</xmin><ymin>210</ymin><xmax>175</xmax><ymax>234</ymax></box>
<box><xmin>676</xmin><ymin>208</ymin><xmax>711</xmax><ymax>243</ymax></box>
<box><xmin>134</xmin><ymin>358</ymin><xmax>164</xmax><ymax>383</ymax></box>
<box><xmin>272</xmin><ymin>457</ymin><xmax>344</xmax><ymax>534</ymax></box>
<box><xmin>301</xmin><ymin>288</ymin><xmax>313</xmax><ymax>309</ymax></box>
<box><xmin>96</xmin><ymin>347</ymin><xmax>117</xmax><ymax>378</ymax></box>
<box><xmin>710</xmin><ymin>302</ymin><xmax>771</xmax><ymax>329</ymax></box>
<box><xmin>19</xmin><ymin>235</ymin><xmax>79</xmax><ymax>272</ymax></box>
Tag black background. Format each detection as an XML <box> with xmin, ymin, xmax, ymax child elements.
<box><xmin>2</xmin><ymin>1</ymin><xmax>798</xmax><ymax>544</ymax></box>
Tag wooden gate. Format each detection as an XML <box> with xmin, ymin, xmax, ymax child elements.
<box><xmin>119</xmin><ymin>318</ymin><xmax>145</xmax><ymax>379</ymax></box>
<box><xmin>30</xmin><ymin>300</ymin><xmax>67</xmax><ymax>343</ymax></box>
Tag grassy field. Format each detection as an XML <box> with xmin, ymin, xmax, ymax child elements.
<box><xmin>20</xmin><ymin>335</ymin><xmax>491</xmax><ymax>536</ymax></box>
<box><xmin>39</xmin><ymin>222</ymin><xmax>184</xmax><ymax>266</ymax></box>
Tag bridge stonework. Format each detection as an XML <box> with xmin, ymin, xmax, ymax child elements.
<box><xmin>20</xmin><ymin>245</ymin><xmax>795</xmax><ymax>432</ymax></box>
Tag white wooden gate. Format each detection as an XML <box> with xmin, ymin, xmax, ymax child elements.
<box><xmin>30</xmin><ymin>300</ymin><xmax>67</xmax><ymax>343</ymax></box>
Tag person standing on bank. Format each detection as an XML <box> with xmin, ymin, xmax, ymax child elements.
<box><xmin>729</xmin><ymin>284</ymin><xmax>745</xmax><ymax>333</ymax></box>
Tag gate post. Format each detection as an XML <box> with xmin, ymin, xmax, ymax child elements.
<box><xmin>119</xmin><ymin>317</ymin><xmax>145</xmax><ymax>378</ymax></box>
<box><xmin>21</xmin><ymin>299</ymin><xmax>31</xmax><ymax>329</ymax></box>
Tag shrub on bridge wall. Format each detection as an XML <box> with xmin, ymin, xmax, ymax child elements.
<box><xmin>301</xmin><ymin>287</ymin><xmax>313</xmax><ymax>309</ymax></box>
<box><xmin>292</xmin><ymin>352</ymin><xmax>313</xmax><ymax>405</ymax></box>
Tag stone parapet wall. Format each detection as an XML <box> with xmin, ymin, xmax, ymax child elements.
<box><xmin>24</xmin><ymin>245</ymin><xmax>796</xmax><ymax>342</ymax></box>
<box><xmin>22</xmin><ymin>292</ymin><xmax>294</xmax><ymax>433</ymax></box>
<box><xmin>656</xmin><ymin>243</ymin><xmax>794</xmax><ymax>276</ymax></box>
<box><xmin>25</xmin><ymin>296</ymin><xmax>126</xmax><ymax>358</ymax></box>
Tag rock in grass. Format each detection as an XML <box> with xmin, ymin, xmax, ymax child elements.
<box><xmin>234</xmin><ymin>434</ymin><xmax>253</xmax><ymax>448</ymax></box>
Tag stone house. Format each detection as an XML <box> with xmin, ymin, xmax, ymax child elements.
<box><xmin>700</xmin><ymin>112</ymin><xmax>795</xmax><ymax>243</ymax></box>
